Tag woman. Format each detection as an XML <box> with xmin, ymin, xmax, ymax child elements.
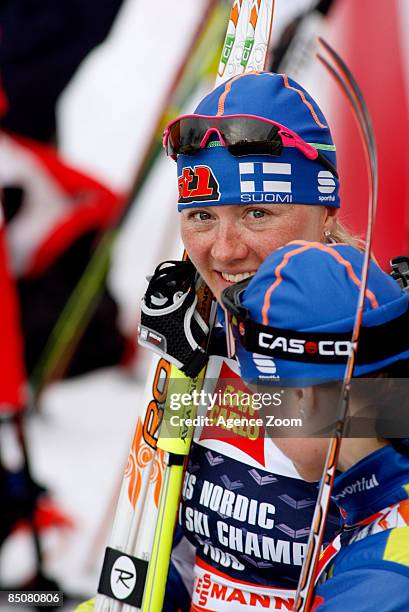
<box><xmin>162</xmin><ymin>71</ymin><xmax>357</xmax><ymax>610</ymax></box>
<box><xmin>221</xmin><ymin>240</ymin><xmax>409</xmax><ymax>610</ymax></box>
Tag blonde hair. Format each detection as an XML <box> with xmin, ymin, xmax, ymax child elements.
<box><xmin>327</xmin><ymin>219</ymin><xmax>365</xmax><ymax>251</ymax></box>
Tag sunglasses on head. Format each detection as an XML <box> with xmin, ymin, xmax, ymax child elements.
<box><xmin>163</xmin><ymin>114</ymin><xmax>339</xmax><ymax>178</ymax></box>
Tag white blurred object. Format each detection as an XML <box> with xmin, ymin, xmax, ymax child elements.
<box><xmin>58</xmin><ymin>0</ymin><xmax>209</xmax><ymax>192</ymax></box>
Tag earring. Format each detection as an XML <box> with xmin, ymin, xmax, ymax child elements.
<box><xmin>324</xmin><ymin>230</ymin><xmax>336</xmax><ymax>244</ymax></box>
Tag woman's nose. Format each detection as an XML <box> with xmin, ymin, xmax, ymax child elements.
<box><xmin>210</xmin><ymin>222</ymin><xmax>249</xmax><ymax>264</ymax></box>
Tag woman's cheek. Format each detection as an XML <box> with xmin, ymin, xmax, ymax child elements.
<box><xmin>180</xmin><ymin>222</ymin><xmax>201</xmax><ymax>259</ymax></box>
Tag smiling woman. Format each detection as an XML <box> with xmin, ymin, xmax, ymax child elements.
<box><xmin>161</xmin><ymin>71</ymin><xmax>356</xmax><ymax>611</ymax></box>
<box><xmin>180</xmin><ymin>202</ymin><xmax>335</xmax><ymax>300</ymax></box>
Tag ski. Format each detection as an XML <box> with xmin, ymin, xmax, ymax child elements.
<box><xmin>294</xmin><ymin>38</ymin><xmax>378</xmax><ymax>611</ymax></box>
<box><xmin>241</xmin><ymin>0</ymin><xmax>275</xmax><ymax>73</ymax></box>
<box><xmin>217</xmin><ymin>0</ymin><xmax>249</xmax><ymax>81</ymax></box>
<box><xmin>217</xmin><ymin>0</ymin><xmax>275</xmax><ymax>83</ymax></box>
<box><xmin>93</xmin><ymin>2</ymin><xmax>276</xmax><ymax>611</ymax></box>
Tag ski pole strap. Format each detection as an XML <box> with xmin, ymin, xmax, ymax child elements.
<box><xmin>139</xmin><ymin>260</ymin><xmax>210</xmax><ymax>377</ymax></box>
<box><xmin>97</xmin><ymin>547</ymin><xmax>149</xmax><ymax>607</ymax></box>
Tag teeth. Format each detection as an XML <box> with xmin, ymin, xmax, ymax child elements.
<box><xmin>221</xmin><ymin>271</ymin><xmax>256</xmax><ymax>283</ymax></box>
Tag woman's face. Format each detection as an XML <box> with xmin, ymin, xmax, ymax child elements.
<box><xmin>180</xmin><ymin>204</ymin><xmax>337</xmax><ymax>301</ymax></box>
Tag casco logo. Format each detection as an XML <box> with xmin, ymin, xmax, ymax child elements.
<box><xmin>317</xmin><ymin>170</ymin><xmax>336</xmax><ymax>194</ymax></box>
<box><xmin>252</xmin><ymin>353</ymin><xmax>279</xmax><ymax>379</ymax></box>
<box><xmin>258</xmin><ymin>333</ymin><xmax>352</xmax><ymax>357</ymax></box>
<box><xmin>178</xmin><ymin>166</ymin><xmax>220</xmax><ymax>204</ymax></box>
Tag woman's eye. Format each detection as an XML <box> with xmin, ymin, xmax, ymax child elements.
<box><xmin>247</xmin><ymin>209</ymin><xmax>266</xmax><ymax>219</ymax></box>
<box><xmin>191</xmin><ymin>211</ymin><xmax>212</xmax><ymax>221</ymax></box>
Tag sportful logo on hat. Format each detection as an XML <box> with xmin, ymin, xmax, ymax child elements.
<box><xmin>252</xmin><ymin>353</ymin><xmax>280</xmax><ymax>379</ymax></box>
<box><xmin>317</xmin><ymin>170</ymin><xmax>336</xmax><ymax>194</ymax></box>
<box><xmin>317</xmin><ymin>170</ymin><xmax>336</xmax><ymax>204</ymax></box>
<box><xmin>177</xmin><ymin>165</ymin><xmax>220</xmax><ymax>205</ymax></box>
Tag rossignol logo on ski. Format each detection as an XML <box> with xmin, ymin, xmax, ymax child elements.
<box><xmin>258</xmin><ymin>333</ymin><xmax>352</xmax><ymax>357</ymax></box>
<box><xmin>110</xmin><ymin>556</ymin><xmax>137</xmax><ymax>600</ymax></box>
<box><xmin>178</xmin><ymin>165</ymin><xmax>220</xmax><ymax>204</ymax></box>
<box><xmin>239</xmin><ymin>162</ymin><xmax>293</xmax><ymax>203</ymax></box>
<box><xmin>145</xmin><ymin>359</ymin><xmax>170</xmax><ymax>447</ymax></box>
<box><xmin>98</xmin><ymin>547</ymin><xmax>148</xmax><ymax>607</ymax></box>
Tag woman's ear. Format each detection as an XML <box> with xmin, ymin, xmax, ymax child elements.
<box><xmin>323</xmin><ymin>206</ymin><xmax>339</xmax><ymax>236</ymax></box>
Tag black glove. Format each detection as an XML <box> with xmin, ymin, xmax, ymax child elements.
<box><xmin>139</xmin><ymin>261</ymin><xmax>210</xmax><ymax>378</ymax></box>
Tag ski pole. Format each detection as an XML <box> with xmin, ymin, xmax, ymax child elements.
<box><xmin>140</xmin><ymin>365</ymin><xmax>207</xmax><ymax>611</ymax></box>
<box><xmin>294</xmin><ymin>38</ymin><xmax>377</xmax><ymax>611</ymax></box>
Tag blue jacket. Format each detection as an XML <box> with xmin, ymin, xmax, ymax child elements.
<box><xmin>314</xmin><ymin>445</ymin><xmax>409</xmax><ymax>611</ymax></box>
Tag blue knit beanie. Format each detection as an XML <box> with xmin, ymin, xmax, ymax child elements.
<box><xmin>222</xmin><ymin>241</ymin><xmax>409</xmax><ymax>386</ymax></box>
<box><xmin>175</xmin><ymin>72</ymin><xmax>340</xmax><ymax>211</ymax></box>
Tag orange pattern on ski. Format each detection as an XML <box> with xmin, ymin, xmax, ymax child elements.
<box><xmin>250</xmin><ymin>0</ymin><xmax>261</xmax><ymax>29</ymax></box>
<box><xmin>125</xmin><ymin>419</ymin><xmax>166</xmax><ymax>510</ymax></box>
<box><xmin>231</xmin><ymin>0</ymin><xmax>242</xmax><ymax>28</ymax></box>
<box><xmin>126</xmin><ymin>419</ymin><xmax>153</xmax><ymax>509</ymax></box>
